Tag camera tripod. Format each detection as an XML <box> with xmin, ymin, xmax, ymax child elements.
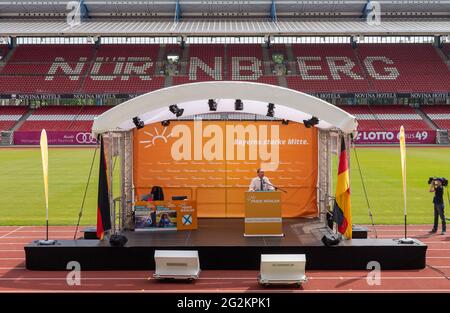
<box><xmin>447</xmin><ymin>187</ymin><xmax>450</xmax><ymax>221</ymax></box>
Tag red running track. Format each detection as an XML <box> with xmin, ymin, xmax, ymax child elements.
<box><xmin>0</xmin><ymin>225</ymin><xmax>448</xmax><ymax>293</ymax></box>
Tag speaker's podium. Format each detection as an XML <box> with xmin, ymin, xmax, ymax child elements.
<box><xmin>244</xmin><ymin>191</ymin><xmax>283</xmax><ymax>237</ymax></box>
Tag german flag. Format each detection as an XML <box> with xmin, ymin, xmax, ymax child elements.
<box><xmin>96</xmin><ymin>137</ymin><xmax>111</xmax><ymax>240</ymax></box>
<box><xmin>332</xmin><ymin>137</ymin><xmax>352</xmax><ymax>239</ymax></box>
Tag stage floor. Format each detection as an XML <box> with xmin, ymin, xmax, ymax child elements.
<box><xmin>25</xmin><ymin>218</ymin><xmax>427</xmax><ymax>271</ymax></box>
<box><xmin>120</xmin><ymin>218</ymin><xmax>322</xmax><ymax>247</ymax></box>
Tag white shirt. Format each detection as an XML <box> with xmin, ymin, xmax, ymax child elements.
<box><xmin>248</xmin><ymin>176</ymin><xmax>275</xmax><ymax>192</ymax></box>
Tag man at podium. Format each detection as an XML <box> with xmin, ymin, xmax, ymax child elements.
<box><xmin>248</xmin><ymin>168</ymin><xmax>276</xmax><ymax>192</ymax></box>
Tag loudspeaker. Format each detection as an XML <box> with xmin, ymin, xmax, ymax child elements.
<box><xmin>259</xmin><ymin>254</ymin><xmax>307</xmax><ymax>287</ymax></box>
<box><xmin>154</xmin><ymin>250</ymin><xmax>201</xmax><ymax>280</ymax></box>
<box><xmin>109</xmin><ymin>234</ymin><xmax>128</xmax><ymax>247</ymax></box>
<box><xmin>321</xmin><ymin>234</ymin><xmax>340</xmax><ymax>247</ymax></box>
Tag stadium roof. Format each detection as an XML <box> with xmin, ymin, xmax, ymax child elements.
<box><xmin>0</xmin><ymin>1</ymin><xmax>449</xmax><ymax>18</ymax></box>
<box><xmin>0</xmin><ymin>1</ymin><xmax>448</xmax><ymax>37</ymax></box>
<box><xmin>0</xmin><ymin>18</ymin><xmax>449</xmax><ymax>37</ymax></box>
<box><xmin>92</xmin><ymin>81</ymin><xmax>358</xmax><ymax>134</ymax></box>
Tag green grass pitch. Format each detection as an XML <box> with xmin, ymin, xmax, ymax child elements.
<box><xmin>0</xmin><ymin>147</ymin><xmax>448</xmax><ymax>226</ymax></box>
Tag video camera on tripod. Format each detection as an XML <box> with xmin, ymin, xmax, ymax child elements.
<box><xmin>429</xmin><ymin>177</ymin><xmax>450</xmax><ymax>221</ymax></box>
<box><xmin>428</xmin><ymin>177</ymin><xmax>448</xmax><ymax>187</ymax></box>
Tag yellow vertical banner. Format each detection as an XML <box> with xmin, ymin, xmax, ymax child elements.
<box><xmin>40</xmin><ymin>129</ymin><xmax>49</xmax><ymax>220</ymax></box>
<box><xmin>399</xmin><ymin>126</ymin><xmax>407</xmax><ymax>216</ymax></box>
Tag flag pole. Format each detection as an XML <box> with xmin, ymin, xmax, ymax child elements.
<box><xmin>399</xmin><ymin>126</ymin><xmax>414</xmax><ymax>244</ymax></box>
<box><xmin>39</xmin><ymin>129</ymin><xmax>55</xmax><ymax>245</ymax></box>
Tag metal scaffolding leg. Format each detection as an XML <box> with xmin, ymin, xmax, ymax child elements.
<box><xmin>121</xmin><ymin>131</ymin><xmax>134</xmax><ymax>231</ymax></box>
<box><xmin>318</xmin><ymin>130</ymin><xmax>332</xmax><ymax>224</ymax></box>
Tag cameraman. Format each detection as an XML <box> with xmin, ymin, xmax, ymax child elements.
<box><xmin>429</xmin><ymin>179</ymin><xmax>446</xmax><ymax>235</ymax></box>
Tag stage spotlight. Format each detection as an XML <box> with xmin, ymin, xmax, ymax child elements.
<box><xmin>235</xmin><ymin>99</ymin><xmax>243</xmax><ymax>111</ymax></box>
<box><xmin>208</xmin><ymin>99</ymin><xmax>217</xmax><ymax>111</ymax></box>
<box><xmin>132</xmin><ymin>116</ymin><xmax>144</xmax><ymax>129</ymax></box>
<box><xmin>267</xmin><ymin>103</ymin><xmax>275</xmax><ymax>117</ymax></box>
<box><xmin>169</xmin><ymin>104</ymin><xmax>184</xmax><ymax>117</ymax></box>
<box><xmin>303</xmin><ymin>116</ymin><xmax>319</xmax><ymax>128</ymax></box>
<box><xmin>161</xmin><ymin>120</ymin><xmax>170</xmax><ymax>127</ymax></box>
<box><xmin>282</xmin><ymin>119</ymin><xmax>289</xmax><ymax>125</ymax></box>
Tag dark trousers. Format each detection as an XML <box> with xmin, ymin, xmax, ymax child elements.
<box><xmin>433</xmin><ymin>203</ymin><xmax>446</xmax><ymax>232</ymax></box>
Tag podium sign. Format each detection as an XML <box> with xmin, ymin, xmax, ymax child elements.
<box><xmin>244</xmin><ymin>191</ymin><xmax>283</xmax><ymax>237</ymax></box>
<box><xmin>134</xmin><ymin>200</ymin><xmax>198</xmax><ymax>231</ymax></box>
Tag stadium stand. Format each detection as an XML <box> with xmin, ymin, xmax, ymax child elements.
<box><xmin>17</xmin><ymin>105</ymin><xmax>111</xmax><ymax>132</ymax></box>
<box><xmin>227</xmin><ymin>44</ymin><xmax>263</xmax><ymax>81</ymax></box>
<box><xmin>287</xmin><ymin>44</ymin><xmax>370</xmax><ymax>93</ymax></box>
<box><xmin>187</xmin><ymin>44</ymin><xmax>225</xmax><ymax>81</ymax></box>
<box><xmin>83</xmin><ymin>76</ymin><xmax>165</xmax><ymax>93</ymax></box>
<box><xmin>340</xmin><ymin>105</ymin><xmax>432</xmax><ymax>131</ymax></box>
<box><xmin>0</xmin><ymin>106</ymin><xmax>28</xmax><ymax>131</ymax></box>
<box><xmin>0</xmin><ymin>44</ymin><xmax>165</xmax><ymax>94</ymax></box>
<box><xmin>9</xmin><ymin>44</ymin><xmax>94</xmax><ymax>62</ymax></box>
<box><xmin>0</xmin><ymin>43</ymin><xmax>449</xmax><ymax>95</ymax></box>
<box><xmin>421</xmin><ymin>105</ymin><xmax>450</xmax><ymax>130</ymax></box>
<box><xmin>83</xmin><ymin>44</ymin><xmax>164</xmax><ymax>93</ymax></box>
<box><xmin>357</xmin><ymin>44</ymin><xmax>450</xmax><ymax>93</ymax></box>
<box><xmin>0</xmin><ymin>75</ymin><xmax>84</xmax><ymax>94</ymax></box>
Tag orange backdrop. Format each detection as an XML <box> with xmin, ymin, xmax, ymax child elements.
<box><xmin>133</xmin><ymin>120</ymin><xmax>318</xmax><ymax>218</ymax></box>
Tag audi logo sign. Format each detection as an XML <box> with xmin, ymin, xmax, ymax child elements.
<box><xmin>75</xmin><ymin>132</ymin><xmax>97</xmax><ymax>144</ymax></box>
<box><xmin>14</xmin><ymin>131</ymin><xmax>99</xmax><ymax>145</ymax></box>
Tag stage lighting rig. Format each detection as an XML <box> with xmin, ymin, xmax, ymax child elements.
<box><xmin>303</xmin><ymin>116</ymin><xmax>319</xmax><ymax>128</ymax></box>
<box><xmin>132</xmin><ymin>116</ymin><xmax>144</xmax><ymax>129</ymax></box>
<box><xmin>235</xmin><ymin>99</ymin><xmax>243</xmax><ymax>111</ymax></box>
<box><xmin>267</xmin><ymin>103</ymin><xmax>275</xmax><ymax>117</ymax></box>
<box><xmin>169</xmin><ymin>104</ymin><xmax>184</xmax><ymax>117</ymax></box>
<box><xmin>208</xmin><ymin>99</ymin><xmax>217</xmax><ymax>111</ymax></box>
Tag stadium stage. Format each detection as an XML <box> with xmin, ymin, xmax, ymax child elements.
<box><xmin>24</xmin><ymin>218</ymin><xmax>427</xmax><ymax>271</ymax></box>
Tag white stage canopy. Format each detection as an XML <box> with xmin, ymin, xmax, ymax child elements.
<box><xmin>92</xmin><ymin>81</ymin><xmax>358</xmax><ymax>134</ymax></box>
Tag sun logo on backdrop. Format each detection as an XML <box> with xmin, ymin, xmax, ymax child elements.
<box><xmin>139</xmin><ymin>127</ymin><xmax>172</xmax><ymax>148</ymax></box>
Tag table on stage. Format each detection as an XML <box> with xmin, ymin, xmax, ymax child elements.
<box><xmin>244</xmin><ymin>191</ymin><xmax>283</xmax><ymax>237</ymax></box>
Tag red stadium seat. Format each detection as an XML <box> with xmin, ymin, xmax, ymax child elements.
<box><xmin>1</xmin><ymin>43</ymin><xmax>449</xmax><ymax>95</ymax></box>
<box><xmin>421</xmin><ymin>105</ymin><xmax>450</xmax><ymax>130</ymax></box>
<box><xmin>0</xmin><ymin>106</ymin><xmax>29</xmax><ymax>131</ymax></box>
<box><xmin>358</xmin><ymin>44</ymin><xmax>450</xmax><ymax>93</ymax></box>
<box><xmin>17</xmin><ymin>105</ymin><xmax>112</xmax><ymax>132</ymax></box>
<box><xmin>340</xmin><ymin>105</ymin><xmax>431</xmax><ymax>131</ymax></box>
<box><xmin>287</xmin><ymin>44</ymin><xmax>369</xmax><ymax>93</ymax></box>
<box><xmin>9</xmin><ymin>44</ymin><xmax>94</xmax><ymax>62</ymax></box>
